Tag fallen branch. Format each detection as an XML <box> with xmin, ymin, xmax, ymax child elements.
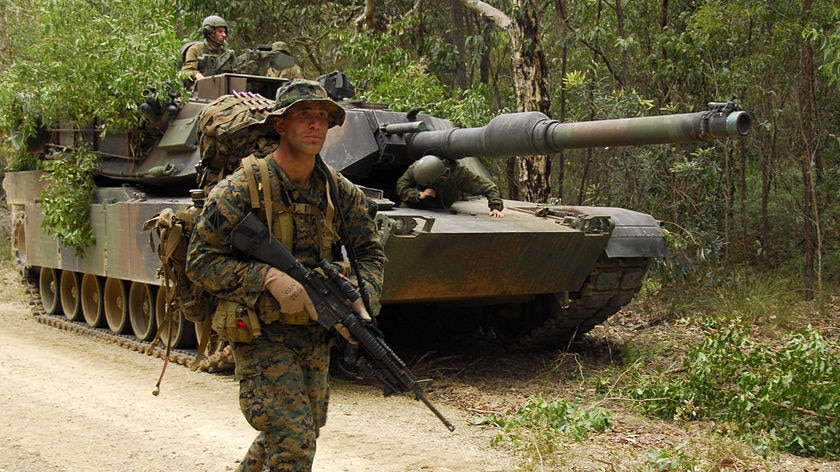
<box><xmin>771</xmin><ymin>401</ymin><xmax>835</xmax><ymax>421</ymax></box>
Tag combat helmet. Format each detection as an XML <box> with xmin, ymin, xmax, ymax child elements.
<box><xmin>201</xmin><ymin>15</ymin><xmax>228</xmax><ymax>44</ymax></box>
<box><xmin>265</xmin><ymin>79</ymin><xmax>346</xmax><ymax>129</ymax></box>
<box><xmin>271</xmin><ymin>41</ymin><xmax>292</xmax><ymax>55</ymax></box>
<box><xmin>269</xmin><ymin>41</ymin><xmax>296</xmax><ymax>70</ymax></box>
<box><xmin>413</xmin><ymin>155</ymin><xmax>450</xmax><ymax>187</ymax></box>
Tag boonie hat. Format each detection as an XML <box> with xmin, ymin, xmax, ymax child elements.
<box><xmin>265</xmin><ymin>79</ymin><xmax>345</xmax><ymax>129</ymax></box>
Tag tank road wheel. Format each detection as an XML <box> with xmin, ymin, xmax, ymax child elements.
<box><xmin>81</xmin><ymin>274</ymin><xmax>106</xmax><ymax>328</ymax></box>
<box><xmin>104</xmin><ymin>278</ymin><xmax>130</xmax><ymax>334</ymax></box>
<box><xmin>155</xmin><ymin>286</ymin><xmax>197</xmax><ymax>349</ymax></box>
<box><xmin>128</xmin><ymin>282</ymin><xmax>157</xmax><ymax>341</ymax></box>
<box><xmin>39</xmin><ymin>267</ymin><xmax>62</xmax><ymax>315</ymax></box>
<box><xmin>59</xmin><ymin>270</ymin><xmax>83</xmax><ymax>321</ymax></box>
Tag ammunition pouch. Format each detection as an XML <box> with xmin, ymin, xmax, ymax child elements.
<box><xmin>198</xmin><ymin>49</ymin><xmax>236</xmax><ymax>77</ymax></box>
<box><xmin>256</xmin><ymin>293</ymin><xmax>312</xmax><ymax>326</ymax></box>
<box><xmin>212</xmin><ymin>300</ymin><xmax>261</xmax><ymax>343</ymax></box>
<box><xmin>181</xmin><ymin>285</ymin><xmax>211</xmax><ymax>323</ymax></box>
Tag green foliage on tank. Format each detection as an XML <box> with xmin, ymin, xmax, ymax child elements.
<box><xmin>40</xmin><ymin>149</ymin><xmax>98</xmax><ymax>252</ymax></box>
<box><xmin>0</xmin><ymin>0</ymin><xmax>185</xmax><ymax>156</ymax></box>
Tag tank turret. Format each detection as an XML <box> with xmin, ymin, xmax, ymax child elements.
<box><xmin>319</xmin><ymin>100</ymin><xmax>749</xmax><ymax>206</ymax></box>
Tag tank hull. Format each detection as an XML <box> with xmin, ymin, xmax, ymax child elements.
<box><xmin>4</xmin><ymin>171</ymin><xmax>189</xmax><ymax>284</ymax></box>
<box><xmin>5</xmin><ymin>170</ymin><xmax>662</xmax><ymax>303</ymax></box>
<box><xmin>378</xmin><ymin>199</ymin><xmax>665</xmax><ymax>303</ymax></box>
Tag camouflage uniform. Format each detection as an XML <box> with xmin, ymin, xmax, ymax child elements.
<box><xmin>182</xmin><ymin>41</ymin><xmax>237</xmax><ymax>79</ymax></box>
<box><xmin>186</xmin><ymin>82</ymin><xmax>385</xmax><ymax>471</ymax></box>
<box><xmin>396</xmin><ymin>159</ymin><xmax>504</xmax><ymax>211</ymax></box>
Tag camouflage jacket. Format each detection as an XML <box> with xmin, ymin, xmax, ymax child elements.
<box><xmin>181</xmin><ymin>41</ymin><xmax>237</xmax><ymax>78</ymax></box>
<box><xmin>186</xmin><ymin>155</ymin><xmax>385</xmax><ymax>315</ymax></box>
<box><xmin>396</xmin><ymin>160</ymin><xmax>504</xmax><ymax>211</ymax></box>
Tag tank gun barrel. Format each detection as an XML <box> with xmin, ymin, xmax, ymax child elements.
<box><xmin>407</xmin><ymin>101</ymin><xmax>751</xmax><ymax>159</ymax></box>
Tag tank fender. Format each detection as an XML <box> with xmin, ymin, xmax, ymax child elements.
<box><xmin>566</xmin><ymin>206</ymin><xmax>667</xmax><ymax>258</ymax></box>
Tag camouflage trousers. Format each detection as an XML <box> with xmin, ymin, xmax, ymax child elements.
<box><xmin>232</xmin><ymin>322</ymin><xmax>330</xmax><ymax>472</ymax></box>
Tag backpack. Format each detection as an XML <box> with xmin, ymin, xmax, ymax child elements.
<box><xmin>143</xmin><ymin>204</ymin><xmax>218</xmax><ymax>373</ymax></box>
<box><xmin>195</xmin><ymin>93</ymin><xmax>279</xmax><ymax>192</ymax></box>
<box><xmin>143</xmin><ymin>94</ymin><xmax>276</xmax><ymax>373</ymax></box>
<box><xmin>177</xmin><ymin>40</ymin><xmax>203</xmax><ymax>69</ymax></box>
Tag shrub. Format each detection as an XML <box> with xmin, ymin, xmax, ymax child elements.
<box><xmin>627</xmin><ymin>319</ymin><xmax>840</xmax><ymax>459</ymax></box>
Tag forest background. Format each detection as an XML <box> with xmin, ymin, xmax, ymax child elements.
<box><xmin>0</xmin><ymin>0</ymin><xmax>839</xmax><ymax>467</ymax></box>
<box><xmin>2</xmin><ymin>0</ymin><xmax>840</xmax><ymax>301</ymax></box>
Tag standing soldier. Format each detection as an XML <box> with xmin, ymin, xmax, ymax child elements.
<box><xmin>181</xmin><ymin>15</ymin><xmax>237</xmax><ymax>81</ymax></box>
<box><xmin>186</xmin><ymin>79</ymin><xmax>385</xmax><ymax>470</ymax></box>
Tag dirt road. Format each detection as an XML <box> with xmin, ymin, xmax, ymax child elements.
<box><xmin>5</xmin><ymin>270</ymin><xmax>838</xmax><ymax>472</ymax></box>
<box><xmin>0</xmin><ymin>297</ymin><xmax>515</xmax><ymax>472</ymax></box>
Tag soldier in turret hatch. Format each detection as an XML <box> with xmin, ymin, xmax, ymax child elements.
<box><xmin>397</xmin><ymin>155</ymin><xmax>505</xmax><ymax>218</ymax></box>
<box><xmin>181</xmin><ymin>15</ymin><xmax>237</xmax><ymax>81</ymax></box>
<box><xmin>235</xmin><ymin>41</ymin><xmax>304</xmax><ymax>78</ymax></box>
<box><xmin>264</xmin><ymin>41</ymin><xmax>304</xmax><ymax>79</ymax></box>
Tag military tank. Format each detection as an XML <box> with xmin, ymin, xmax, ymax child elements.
<box><xmin>2</xmin><ymin>71</ymin><xmax>751</xmax><ymax>370</ymax></box>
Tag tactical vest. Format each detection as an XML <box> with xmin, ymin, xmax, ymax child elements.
<box><xmin>241</xmin><ymin>155</ymin><xmax>344</xmax><ymax>325</ymax></box>
<box><xmin>197</xmin><ymin>43</ymin><xmax>236</xmax><ymax>77</ymax></box>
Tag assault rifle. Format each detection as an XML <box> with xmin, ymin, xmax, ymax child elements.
<box><xmin>231</xmin><ymin>212</ymin><xmax>456</xmax><ymax>432</ymax></box>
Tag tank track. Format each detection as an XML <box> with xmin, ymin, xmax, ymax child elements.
<box><xmin>23</xmin><ymin>274</ymin><xmax>234</xmax><ymax>373</ymax></box>
<box><xmin>511</xmin><ymin>255</ymin><xmax>651</xmax><ymax>350</ymax></box>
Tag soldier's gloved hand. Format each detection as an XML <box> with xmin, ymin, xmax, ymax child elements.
<box><xmin>335</xmin><ymin>297</ymin><xmax>373</xmax><ymax>345</ymax></box>
<box><xmin>350</xmin><ymin>297</ymin><xmax>372</xmax><ymax>322</ymax></box>
<box><xmin>264</xmin><ymin>267</ymin><xmax>318</xmax><ymax>321</ymax></box>
<box><xmin>334</xmin><ymin>323</ymin><xmax>357</xmax><ymax>345</ymax></box>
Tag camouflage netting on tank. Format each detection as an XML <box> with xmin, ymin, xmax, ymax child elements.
<box><xmin>196</xmin><ymin>92</ymin><xmax>279</xmax><ymax>192</ymax></box>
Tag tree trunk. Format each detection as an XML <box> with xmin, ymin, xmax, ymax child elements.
<box><xmin>553</xmin><ymin>0</ymin><xmax>569</xmax><ymax>201</ymax></box>
<box><xmin>450</xmin><ymin>0</ymin><xmax>470</xmax><ymax>90</ymax></box>
<box><xmin>659</xmin><ymin>0</ymin><xmax>671</xmax><ymax>102</ymax></box>
<box><xmin>758</xmin><ymin>0</ymin><xmax>776</xmax><ymax>269</ymax></box>
<box><xmin>796</xmin><ymin>0</ymin><xmax>816</xmax><ymax>297</ymax></box>
<box><xmin>459</xmin><ymin>0</ymin><xmax>552</xmax><ymax>202</ymax></box>
<box><xmin>614</xmin><ymin>0</ymin><xmax>628</xmax><ymax>87</ymax></box>
<box><xmin>354</xmin><ymin>0</ymin><xmax>383</xmax><ymax>32</ymax></box>
<box><xmin>510</xmin><ymin>0</ymin><xmax>552</xmax><ymax>202</ymax></box>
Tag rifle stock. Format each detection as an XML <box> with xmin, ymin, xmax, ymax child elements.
<box><xmin>231</xmin><ymin>212</ymin><xmax>456</xmax><ymax>431</ymax></box>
